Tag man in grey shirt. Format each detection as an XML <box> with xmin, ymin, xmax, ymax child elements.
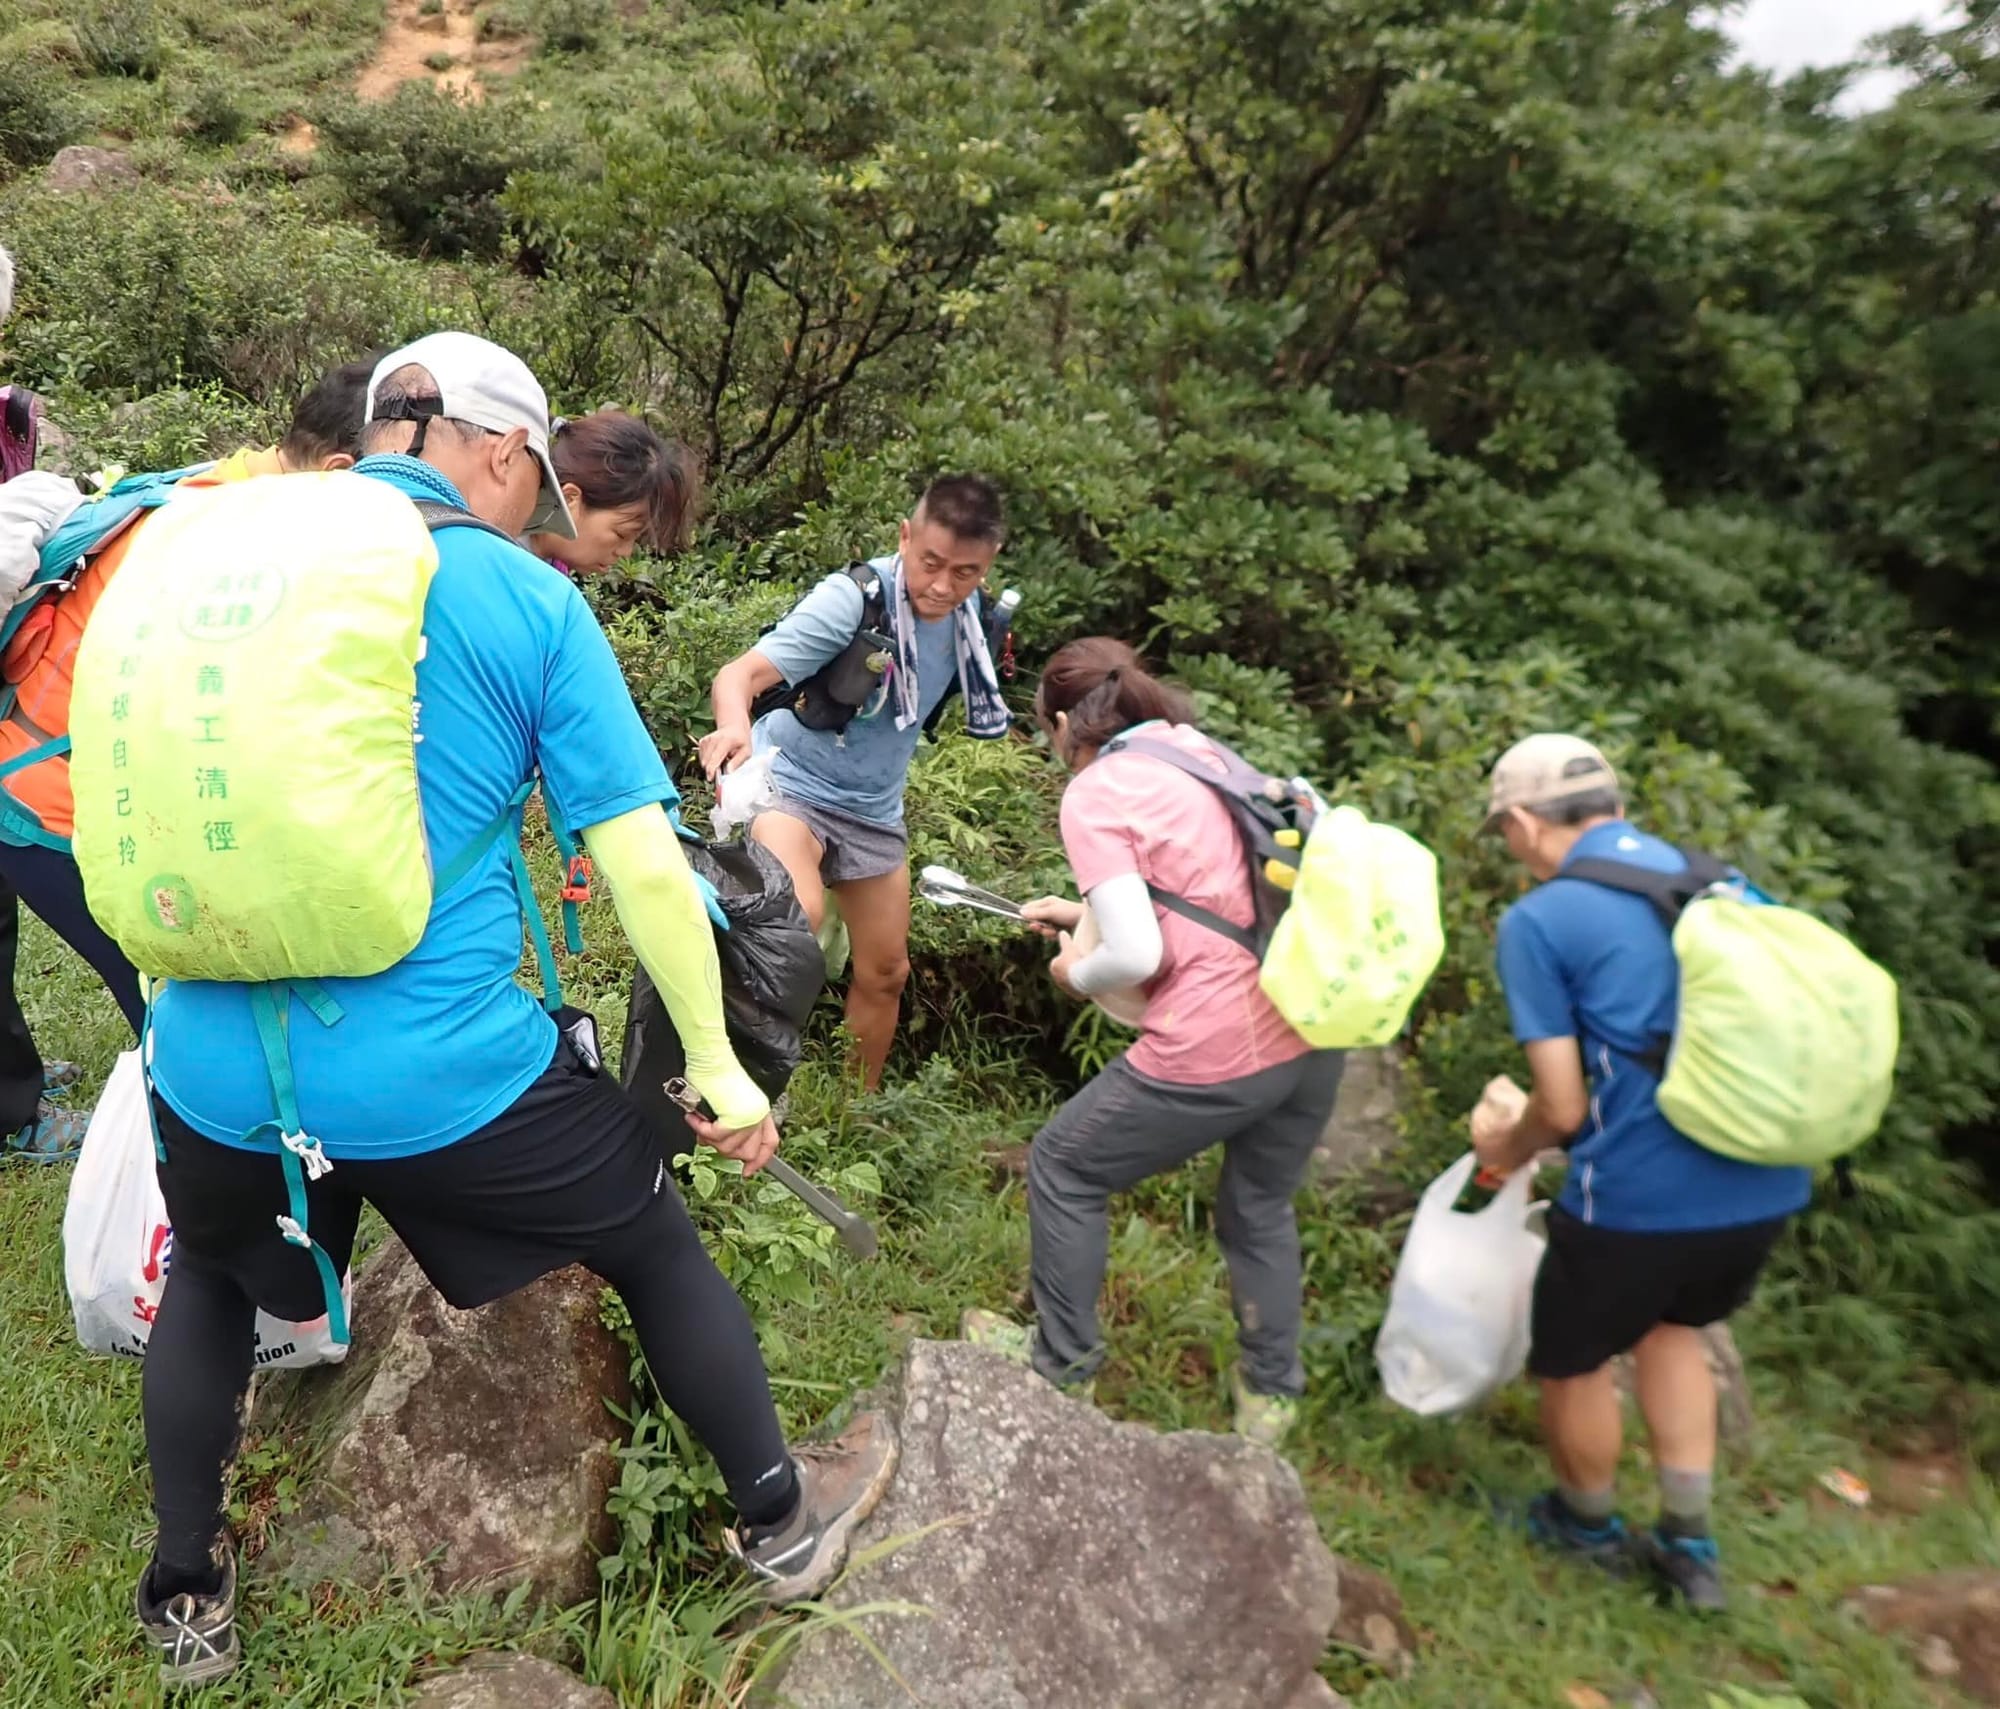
<box><xmin>699</xmin><ymin>475</ymin><xmax>1010</xmax><ymax>1087</ymax></box>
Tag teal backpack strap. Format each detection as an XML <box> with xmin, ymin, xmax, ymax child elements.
<box><xmin>435</xmin><ymin>778</ymin><xmax>536</xmax><ymax>896</ymax></box>
<box><xmin>0</xmin><ymin>733</ymin><xmax>72</xmax><ymax>853</ymax></box>
<box><xmin>432</xmin><ymin>775</ymin><xmax>573</xmax><ymax>1015</ymax></box>
<box><xmin>246</xmin><ymin>979</ymin><xmax>350</xmax><ymax>1350</ymax></box>
<box><xmin>507</xmin><ymin>839</ymin><xmax>565</xmax><ymax>1014</ymax></box>
<box><xmin>140</xmin><ymin>981</ymin><xmax>166</xmax><ymax>1164</ymax></box>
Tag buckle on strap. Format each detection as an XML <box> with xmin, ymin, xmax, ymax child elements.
<box><xmin>276</xmin><ymin>1215</ymin><xmax>310</xmax><ymax>1248</ymax></box>
<box><xmin>561</xmin><ymin>854</ymin><xmax>593</xmax><ymax>904</ymax></box>
<box><xmin>278</xmin><ymin>1129</ymin><xmax>332</xmax><ymax>1182</ymax></box>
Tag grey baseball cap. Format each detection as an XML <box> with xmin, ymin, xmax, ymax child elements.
<box><xmin>365</xmin><ymin>331</ymin><xmax>576</xmax><ymax>538</ymax></box>
<box><xmin>1483</xmin><ymin>733</ymin><xmax>1620</xmax><ymax>829</ymax></box>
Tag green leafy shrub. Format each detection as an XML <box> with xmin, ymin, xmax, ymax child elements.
<box><xmin>0</xmin><ymin>182</ymin><xmax>462</xmax><ymax>403</ymax></box>
<box><xmin>43</xmin><ymin>382</ymin><xmax>275</xmax><ymax>477</ymax></box>
<box><xmin>174</xmin><ymin>67</ymin><xmax>251</xmax><ymax>146</ymax></box>
<box><xmin>317</xmin><ymin>85</ymin><xmax>558</xmax><ymax>260</ymax></box>
<box><xmin>73</xmin><ymin>0</ymin><xmax>165</xmax><ymax>79</ymax></box>
<box><xmin>0</xmin><ymin>58</ymin><xmax>83</xmax><ymax>171</ymax></box>
<box><xmin>532</xmin><ymin>0</ymin><xmax>615</xmax><ymax>54</ymax></box>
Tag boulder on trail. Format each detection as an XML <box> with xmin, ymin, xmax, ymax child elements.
<box><xmin>773</xmin><ymin>1338</ymin><xmax>1356</xmax><ymax>1709</ymax></box>
<box><xmin>260</xmin><ymin>1235</ymin><xmax>629</xmax><ymax>1607</ymax></box>
<box><xmin>46</xmin><ymin>146</ymin><xmax>139</xmax><ymax>194</ymax></box>
<box><xmin>1846</xmin><ymin>1570</ymin><xmax>2000</xmax><ymax>1704</ymax></box>
<box><xmin>1311</xmin><ymin>1047</ymin><xmax>1406</xmax><ymax>1185</ymax></box>
<box><xmin>410</xmin><ymin>1654</ymin><xmax>615</xmax><ymax>1709</ymax></box>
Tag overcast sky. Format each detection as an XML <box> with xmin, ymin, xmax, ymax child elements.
<box><xmin>1726</xmin><ymin>0</ymin><xmax>1960</xmax><ymax>108</ymax></box>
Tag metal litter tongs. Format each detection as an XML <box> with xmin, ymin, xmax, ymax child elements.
<box><xmin>916</xmin><ymin>865</ymin><xmax>1028</xmax><ymax>923</ymax></box>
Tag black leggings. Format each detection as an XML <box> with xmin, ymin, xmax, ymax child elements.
<box><xmin>0</xmin><ymin>839</ymin><xmax>144</xmax><ymax>1034</ymax></box>
<box><xmin>143</xmin><ymin>1186</ymin><xmax>798</xmax><ymax>1590</ymax></box>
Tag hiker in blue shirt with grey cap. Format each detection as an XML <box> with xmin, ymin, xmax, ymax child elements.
<box><xmin>1472</xmin><ymin>733</ymin><xmax>1813</xmax><ymax>1616</ymax></box>
<box><xmin>699</xmin><ymin>475</ymin><xmax>1016</xmax><ymax>1088</ymax></box>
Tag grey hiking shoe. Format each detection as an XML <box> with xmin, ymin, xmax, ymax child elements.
<box><xmin>724</xmin><ymin>1411</ymin><xmax>898</xmax><ymax>1603</ymax></box>
<box><xmin>1644</xmin><ymin>1528</ymin><xmax>1728</xmax><ymax>1613</ymax></box>
<box><xmin>1229</xmin><ymin>1364</ymin><xmax>1300</xmax><ymax>1450</ymax></box>
<box><xmin>135</xmin><ymin>1538</ymin><xmax>239</xmax><ymax>1690</ymax></box>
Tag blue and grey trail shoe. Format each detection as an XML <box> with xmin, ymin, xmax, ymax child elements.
<box><xmin>1643</xmin><ymin>1528</ymin><xmax>1728</xmax><ymax>1612</ymax></box>
<box><xmin>135</xmin><ymin>1537</ymin><xmax>239</xmax><ymax>1691</ymax></box>
<box><xmin>1518</xmin><ymin>1490</ymin><xmax>1636</xmax><ymax>1579</ymax></box>
<box><xmin>5</xmin><ymin>1099</ymin><xmax>88</xmax><ymax>1164</ymax></box>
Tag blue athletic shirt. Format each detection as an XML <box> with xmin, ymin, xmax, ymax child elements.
<box><xmin>150</xmin><ymin>457</ymin><xmax>677</xmax><ymax>1160</ymax></box>
<box><xmin>750</xmin><ymin>556</ymin><xmax>961</xmax><ymax>828</ymax></box>
<box><xmin>1495</xmin><ymin>819</ymin><xmax>1813</xmax><ymax>1232</ymax></box>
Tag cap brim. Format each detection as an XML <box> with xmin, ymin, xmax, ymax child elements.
<box><xmin>526</xmin><ymin>444</ymin><xmax>577</xmax><ymax>539</ymax></box>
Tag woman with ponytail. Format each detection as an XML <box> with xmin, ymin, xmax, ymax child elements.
<box><xmin>531</xmin><ymin>410</ymin><xmax>702</xmax><ymax>576</ymax></box>
<box><xmin>962</xmin><ymin>637</ymin><xmax>1344</xmax><ymax>1447</ymax></box>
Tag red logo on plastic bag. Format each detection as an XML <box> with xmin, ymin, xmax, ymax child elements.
<box><xmin>141</xmin><ymin>1221</ymin><xmax>173</xmax><ymax>1283</ymax></box>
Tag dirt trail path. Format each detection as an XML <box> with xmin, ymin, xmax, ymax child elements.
<box><xmin>356</xmin><ymin>0</ymin><xmax>528</xmax><ymax>103</ymax></box>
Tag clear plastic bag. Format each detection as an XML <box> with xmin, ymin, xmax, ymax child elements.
<box><xmin>1375</xmin><ymin>1153</ymin><xmax>1546</xmax><ymax>1416</ymax></box>
<box><xmin>711</xmin><ymin>747</ymin><xmax>781</xmax><ymax>840</ymax></box>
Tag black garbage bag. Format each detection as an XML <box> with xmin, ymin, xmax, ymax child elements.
<box><xmin>620</xmin><ymin>838</ymin><xmax>827</xmax><ymax>1129</ymax></box>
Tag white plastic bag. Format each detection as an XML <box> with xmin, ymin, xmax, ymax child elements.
<box><xmin>712</xmin><ymin>747</ymin><xmax>781</xmax><ymax>839</ymax></box>
<box><xmin>1375</xmin><ymin>1152</ymin><xmax>1546</xmax><ymax>1416</ymax></box>
<box><xmin>63</xmin><ymin>1050</ymin><xmax>350</xmax><ymax>1367</ymax></box>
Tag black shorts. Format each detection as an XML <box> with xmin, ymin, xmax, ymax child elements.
<box><xmin>1527</xmin><ymin>1206</ymin><xmax>1788</xmax><ymax>1380</ymax></box>
<box><xmin>153</xmin><ymin>1038</ymin><xmax>683</xmax><ymax>1319</ymax></box>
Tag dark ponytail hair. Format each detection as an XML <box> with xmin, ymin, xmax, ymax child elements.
<box><xmin>1034</xmin><ymin>637</ymin><xmax>1196</xmax><ymax>760</ymax></box>
<box><xmin>549</xmin><ymin>410</ymin><xmax>702</xmax><ymax>553</ymax></box>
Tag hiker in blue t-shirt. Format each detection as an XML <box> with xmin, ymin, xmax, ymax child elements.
<box><xmin>698</xmin><ymin>476</ymin><xmax>1011</xmax><ymax>1088</ymax></box>
<box><xmin>1471</xmin><ymin>733</ymin><xmax>1811</xmax><ymax>1614</ymax></box>
<box><xmin>131</xmin><ymin>335</ymin><xmax>895</xmax><ymax>1691</ymax></box>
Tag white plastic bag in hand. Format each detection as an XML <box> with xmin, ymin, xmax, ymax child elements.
<box><xmin>712</xmin><ymin>747</ymin><xmax>781</xmax><ymax>839</ymax></box>
<box><xmin>62</xmin><ymin>1050</ymin><xmax>350</xmax><ymax>1367</ymax></box>
<box><xmin>1375</xmin><ymin>1152</ymin><xmax>1546</xmax><ymax>1416</ymax></box>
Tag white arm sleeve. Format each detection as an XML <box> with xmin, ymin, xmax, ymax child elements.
<box><xmin>1067</xmin><ymin>872</ymin><xmax>1164</xmax><ymax>995</ymax></box>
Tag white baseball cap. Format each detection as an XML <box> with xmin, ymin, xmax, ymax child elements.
<box><xmin>1483</xmin><ymin>733</ymin><xmax>1621</xmax><ymax>829</ymax></box>
<box><xmin>365</xmin><ymin>331</ymin><xmax>576</xmax><ymax>539</ymax></box>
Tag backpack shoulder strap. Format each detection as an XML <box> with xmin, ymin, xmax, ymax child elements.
<box><xmin>1561</xmin><ymin>847</ymin><xmax>1732</xmax><ymax>928</ymax></box>
<box><xmin>844</xmin><ymin>558</ymin><xmax>887</xmax><ymax>620</ymax></box>
<box><xmin>411</xmin><ymin>498</ymin><xmax>517</xmax><ymax>546</ymax></box>
<box><xmin>1100</xmin><ymin>730</ymin><xmax>1268</xmax><ymax>957</ymax></box>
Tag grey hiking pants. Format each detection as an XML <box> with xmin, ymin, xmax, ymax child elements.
<box><xmin>1027</xmin><ymin>1049</ymin><xmax>1345</xmax><ymax>1397</ymax></box>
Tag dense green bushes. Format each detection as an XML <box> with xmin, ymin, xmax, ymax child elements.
<box><xmin>0</xmin><ymin>183</ymin><xmax>460</xmax><ymax>405</ymax></box>
<box><xmin>319</xmin><ymin>84</ymin><xmax>561</xmax><ymax>261</ymax></box>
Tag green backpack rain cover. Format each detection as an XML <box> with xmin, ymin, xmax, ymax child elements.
<box><xmin>1262</xmin><ymin>805</ymin><xmax>1446</xmax><ymax>1049</ymax></box>
<box><xmin>70</xmin><ymin>471</ymin><xmax>438</xmax><ymax>982</ymax></box>
<box><xmin>1566</xmin><ymin>850</ymin><xmax>1900</xmax><ymax>1168</ymax></box>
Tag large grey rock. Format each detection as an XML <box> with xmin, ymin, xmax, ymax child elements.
<box><xmin>1312</xmin><ymin>1049</ymin><xmax>1405</xmax><ymax>1184</ymax></box>
<box><xmin>410</xmin><ymin>1654</ymin><xmax>614</xmax><ymax>1709</ymax></box>
<box><xmin>46</xmin><ymin>145</ymin><xmax>139</xmax><ymax>193</ymax></box>
<box><xmin>1613</xmin><ymin>1322</ymin><xmax>1754</xmax><ymax>1447</ymax></box>
<box><xmin>263</xmin><ymin>1235</ymin><xmax>629</xmax><ymax>1607</ymax></box>
<box><xmin>773</xmin><ymin>1339</ymin><xmax>1351</xmax><ymax>1709</ymax></box>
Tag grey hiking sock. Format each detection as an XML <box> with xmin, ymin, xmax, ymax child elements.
<box><xmin>1657</xmin><ymin>1466</ymin><xmax>1713</xmax><ymax>1538</ymax></box>
<box><xmin>1557</xmin><ymin>1483</ymin><xmax>1617</xmax><ymax>1527</ymax></box>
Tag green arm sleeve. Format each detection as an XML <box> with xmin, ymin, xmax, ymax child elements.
<box><xmin>581</xmin><ymin>804</ymin><xmax>771</xmax><ymax>1132</ymax></box>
